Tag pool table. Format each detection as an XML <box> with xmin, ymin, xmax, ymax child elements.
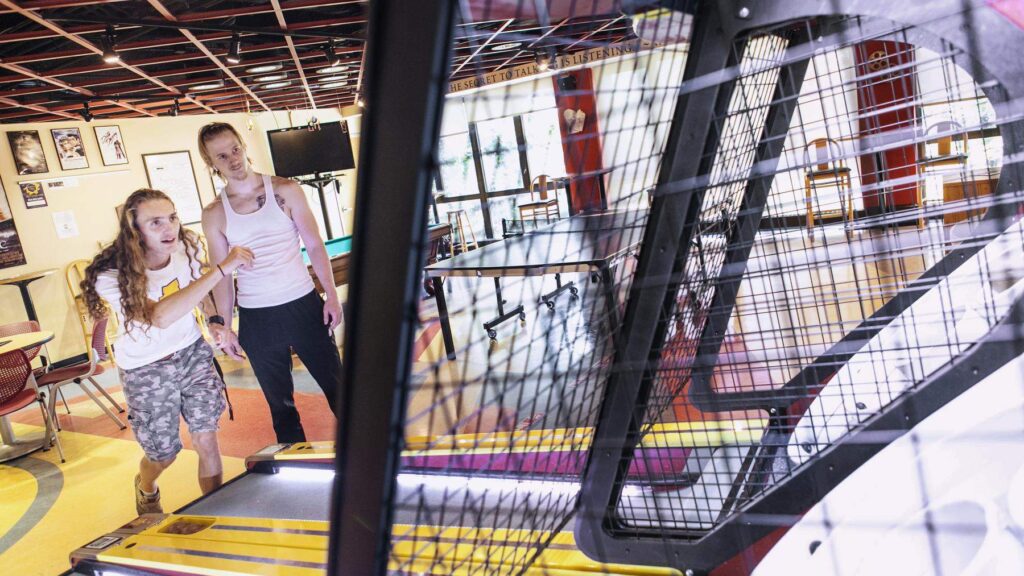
<box><xmin>302</xmin><ymin>222</ymin><xmax>452</xmax><ymax>290</ymax></box>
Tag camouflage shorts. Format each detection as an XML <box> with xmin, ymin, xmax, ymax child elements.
<box><xmin>120</xmin><ymin>338</ymin><xmax>226</xmax><ymax>462</ymax></box>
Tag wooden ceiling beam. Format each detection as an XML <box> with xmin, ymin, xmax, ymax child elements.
<box><xmin>177</xmin><ymin>0</ymin><xmax>365</xmax><ymax>23</ymax></box>
<box><xmin>0</xmin><ymin>95</ymin><xmax>78</xmax><ymax>119</ymax></box>
<box><xmin>270</xmin><ymin>0</ymin><xmax>316</xmax><ymax>109</ymax></box>
<box><xmin>0</xmin><ymin>0</ymin><xmax>212</xmax><ymax>115</ymax></box>
<box><xmin>146</xmin><ymin>0</ymin><xmax>271</xmax><ymax>113</ymax></box>
<box><xmin>0</xmin><ymin>18</ymin><xmax>362</xmax><ymax>65</ymax></box>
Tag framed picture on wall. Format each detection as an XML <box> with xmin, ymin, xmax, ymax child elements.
<box><xmin>6</xmin><ymin>130</ymin><xmax>49</xmax><ymax>175</ymax></box>
<box><xmin>94</xmin><ymin>125</ymin><xmax>128</xmax><ymax>166</ymax></box>
<box><xmin>142</xmin><ymin>151</ymin><xmax>204</xmax><ymax>224</ymax></box>
<box><xmin>50</xmin><ymin>127</ymin><xmax>89</xmax><ymax>170</ymax></box>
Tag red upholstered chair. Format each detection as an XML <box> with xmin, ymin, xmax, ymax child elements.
<box><xmin>36</xmin><ymin>316</ymin><xmax>127</xmax><ymax>431</ymax></box>
<box><xmin>0</xmin><ymin>320</ymin><xmax>45</xmax><ymax>365</ymax></box>
<box><xmin>0</xmin><ymin>349</ymin><xmax>64</xmax><ymax>462</ymax></box>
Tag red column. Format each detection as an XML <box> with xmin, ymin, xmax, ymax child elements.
<box><xmin>553</xmin><ymin>69</ymin><xmax>606</xmax><ymax>213</ymax></box>
<box><xmin>854</xmin><ymin>40</ymin><xmax>920</xmax><ymax>213</ymax></box>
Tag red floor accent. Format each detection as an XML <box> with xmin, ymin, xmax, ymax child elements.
<box><xmin>10</xmin><ymin>386</ymin><xmax>336</xmax><ymax>459</ymax></box>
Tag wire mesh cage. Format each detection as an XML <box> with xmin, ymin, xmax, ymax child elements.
<box><xmin>338</xmin><ymin>1</ymin><xmax>1024</xmax><ymax>575</ymax></box>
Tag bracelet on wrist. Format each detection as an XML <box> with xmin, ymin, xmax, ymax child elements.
<box><xmin>208</xmin><ymin>315</ymin><xmax>226</xmax><ymax>326</ymax></box>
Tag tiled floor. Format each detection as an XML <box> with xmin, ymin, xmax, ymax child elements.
<box><xmin>0</xmin><ymin>347</ymin><xmax>341</xmax><ymax>575</ymax></box>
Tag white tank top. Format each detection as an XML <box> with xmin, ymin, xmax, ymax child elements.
<box><xmin>221</xmin><ymin>174</ymin><xmax>314</xmax><ymax>308</ymax></box>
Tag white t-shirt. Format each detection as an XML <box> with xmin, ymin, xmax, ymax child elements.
<box><xmin>94</xmin><ymin>242</ymin><xmax>204</xmax><ymax>370</ymax></box>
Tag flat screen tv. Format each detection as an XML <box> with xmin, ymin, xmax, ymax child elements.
<box><xmin>266</xmin><ymin>121</ymin><xmax>355</xmax><ymax>178</ymax></box>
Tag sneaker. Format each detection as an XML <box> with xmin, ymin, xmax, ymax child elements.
<box><xmin>134</xmin><ymin>474</ymin><xmax>163</xmax><ymax>515</ymax></box>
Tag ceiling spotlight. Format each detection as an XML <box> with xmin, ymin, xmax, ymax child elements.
<box><xmin>316</xmin><ymin>65</ymin><xmax>349</xmax><ymax>74</ymax></box>
<box><xmin>254</xmin><ymin>73</ymin><xmax>288</xmax><ymax>82</ymax></box>
<box><xmin>319</xmin><ymin>81</ymin><xmax>349</xmax><ymax>89</ymax></box>
<box><xmin>323</xmin><ymin>40</ymin><xmax>341</xmax><ymax>67</ymax></box>
<box><xmin>261</xmin><ymin>80</ymin><xmax>293</xmax><ymax>90</ymax></box>
<box><xmin>170</xmin><ymin>98</ymin><xmax>180</xmax><ymax>117</ymax></box>
<box><xmin>101</xmin><ymin>25</ymin><xmax>120</xmax><ymax>64</ymax></box>
<box><xmin>245</xmin><ymin>63</ymin><xmax>282</xmax><ymax>74</ymax></box>
<box><xmin>535</xmin><ymin>51</ymin><xmax>551</xmax><ymax>72</ymax></box>
<box><xmin>355</xmin><ymin>92</ymin><xmax>365</xmax><ymax>108</ymax></box>
<box><xmin>79</xmin><ymin>101</ymin><xmax>94</xmax><ymax>122</ymax></box>
<box><xmin>189</xmin><ymin>80</ymin><xmax>225</xmax><ymax>91</ymax></box>
<box><xmin>226</xmin><ymin>33</ymin><xmax>242</xmax><ymax>64</ymax></box>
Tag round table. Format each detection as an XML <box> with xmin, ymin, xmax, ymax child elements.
<box><xmin>0</xmin><ymin>330</ymin><xmax>55</xmax><ymax>463</ymax></box>
<box><xmin>0</xmin><ymin>268</ymin><xmax>58</xmax><ymax>324</ymax></box>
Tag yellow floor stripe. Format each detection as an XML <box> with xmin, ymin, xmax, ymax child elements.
<box><xmin>0</xmin><ymin>465</ymin><xmax>37</xmax><ymax>540</ymax></box>
<box><xmin>0</xmin><ymin>423</ymin><xmax>246</xmax><ymax>575</ymax></box>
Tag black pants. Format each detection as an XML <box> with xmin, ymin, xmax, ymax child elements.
<box><xmin>238</xmin><ymin>290</ymin><xmax>341</xmax><ymax>443</ymax></box>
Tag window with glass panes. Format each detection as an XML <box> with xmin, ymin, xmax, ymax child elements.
<box><xmin>434</xmin><ymin>96</ymin><xmax>568</xmax><ymax>241</ymax></box>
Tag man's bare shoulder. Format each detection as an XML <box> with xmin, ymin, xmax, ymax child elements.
<box><xmin>201</xmin><ymin>197</ymin><xmax>225</xmax><ymax>224</ymax></box>
<box><xmin>270</xmin><ymin>175</ymin><xmax>304</xmax><ymax>195</ymax></box>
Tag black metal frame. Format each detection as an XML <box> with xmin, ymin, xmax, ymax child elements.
<box><xmin>327</xmin><ymin>1</ymin><xmax>455</xmax><ymax>575</ymax></box>
<box><xmin>576</xmin><ymin>0</ymin><xmax>1024</xmax><ymax>573</ymax></box>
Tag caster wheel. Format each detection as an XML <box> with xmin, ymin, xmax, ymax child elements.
<box><xmin>545</xmin><ymin>300</ymin><xmax>555</xmax><ymax>310</ymax></box>
<box><xmin>519</xmin><ymin>311</ymin><xmax>527</xmax><ymax>321</ymax></box>
<box><xmin>591</xmin><ymin>273</ymin><xmax>600</xmax><ymax>284</ymax></box>
<box><xmin>570</xmin><ymin>287</ymin><xmax>579</xmax><ymax>297</ymax></box>
<box><xmin>487</xmin><ymin>329</ymin><xmax>497</xmax><ymax>340</ymax></box>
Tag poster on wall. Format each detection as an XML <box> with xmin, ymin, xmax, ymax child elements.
<box><xmin>0</xmin><ymin>177</ymin><xmax>27</xmax><ymax>270</ymax></box>
<box><xmin>94</xmin><ymin>125</ymin><xmax>128</xmax><ymax>166</ymax></box>
<box><xmin>19</xmin><ymin>181</ymin><xmax>47</xmax><ymax>209</ymax></box>
<box><xmin>142</xmin><ymin>151</ymin><xmax>203</xmax><ymax>224</ymax></box>
<box><xmin>6</xmin><ymin>130</ymin><xmax>49</xmax><ymax>175</ymax></box>
<box><xmin>50</xmin><ymin>127</ymin><xmax>89</xmax><ymax>170</ymax></box>
<box><xmin>52</xmin><ymin>210</ymin><xmax>79</xmax><ymax>239</ymax></box>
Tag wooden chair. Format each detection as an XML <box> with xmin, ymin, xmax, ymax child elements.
<box><xmin>919</xmin><ymin>120</ymin><xmax>969</xmax><ymax>227</ymax></box>
<box><xmin>518</xmin><ymin>174</ymin><xmax>560</xmax><ymax>224</ymax></box>
<box><xmin>446</xmin><ymin>210</ymin><xmax>479</xmax><ymax>254</ymax></box>
<box><xmin>803</xmin><ymin>138</ymin><xmax>853</xmax><ymax>232</ymax></box>
<box><xmin>919</xmin><ymin>120</ymin><xmax>968</xmax><ymax>168</ymax></box>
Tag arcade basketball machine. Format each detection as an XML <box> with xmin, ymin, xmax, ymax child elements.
<box><xmin>337</xmin><ymin>0</ymin><xmax>1024</xmax><ymax>574</ymax></box>
<box><xmin>66</xmin><ymin>0</ymin><xmax>1024</xmax><ymax>575</ymax></box>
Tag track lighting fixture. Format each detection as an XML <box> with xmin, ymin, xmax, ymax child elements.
<box><xmin>226</xmin><ymin>33</ymin><xmax>242</xmax><ymax>64</ymax></box>
<box><xmin>170</xmin><ymin>98</ymin><xmax>180</xmax><ymax>116</ymax></box>
<box><xmin>101</xmin><ymin>25</ymin><xmax>120</xmax><ymax>64</ymax></box>
<box><xmin>355</xmin><ymin>91</ymin><xmax>365</xmax><ymax>108</ymax></box>
<box><xmin>535</xmin><ymin>50</ymin><xmax>551</xmax><ymax>72</ymax></box>
<box><xmin>323</xmin><ymin>40</ymin><xmax>341</xmax><ymax>67</ymax></box>
<box><xmin>80</xmin><ymin>101</ymin><xmax>94</xmax><ymax>122</ymax></box>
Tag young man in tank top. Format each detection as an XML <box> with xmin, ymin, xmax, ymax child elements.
<box><xmin>198</xmin><ymin>122</ymin><xmax>342</xmax><ymax>443</ymax></box>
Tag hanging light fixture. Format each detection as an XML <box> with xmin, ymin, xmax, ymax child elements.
<box><xmin>534</xmin><ymin>50</ymin><xmax>551</xmax><ymax>72</ymax></box>
<box><xmin>355</xmin><ymin>91</ymin><xmax>365</xmax><ymax>108</ymax></box>
<box><xmin>170</xmin><ymin>98</ymin><xmax>180</xmax><ymax>116</ymax></box>
<box><xmin>226</xmin><ymin>33</ymin><xmax>242</xmax><ymax>64</ymax></box>
<box><xmin>101</xmin><ymin>25</ymin><xmax>120</xmax><ymax>64</ymax></box>
<box><xmin>79</xmin><ymin>101</ymin><xmax>94</xmax><ymax>122</ymax></box>
<box><xmin>323</xmin><ymin>39</ymin><xmax>341</xmax><ymax>67</ymax></box>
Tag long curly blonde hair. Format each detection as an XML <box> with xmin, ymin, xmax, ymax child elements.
<box><xmin>81</xmin><ymin>188</ymin><xmax>203</xmax><ymax>332</ymax></box>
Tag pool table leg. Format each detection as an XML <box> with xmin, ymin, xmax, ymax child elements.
<box><xmin>432</xmin><ymin>277</ymin><xmax>456</xmax><ymax>360</ymax></box>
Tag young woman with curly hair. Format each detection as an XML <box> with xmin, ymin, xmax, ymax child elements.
<box><xmin>81</xmin><ymin>188</ymin><xmax>253</xmax><ymax>515</ymax></box>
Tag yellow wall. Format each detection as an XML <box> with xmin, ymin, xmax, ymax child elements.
<box><xmin>0</xmin><ymin>109</ymin><xmax>358</xmax><ymax>362</ymax></box>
